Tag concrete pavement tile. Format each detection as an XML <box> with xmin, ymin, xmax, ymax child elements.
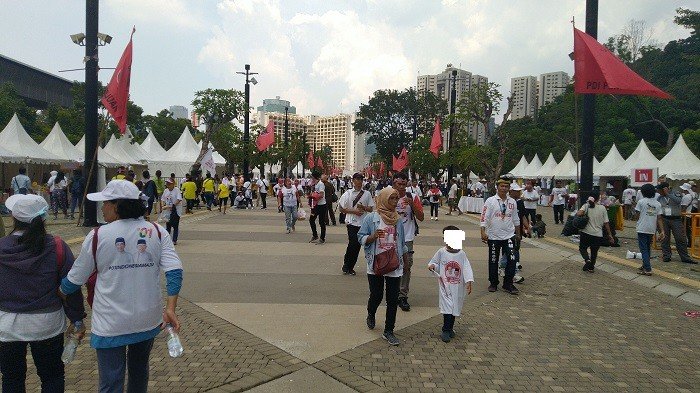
<box><xmin>631</xmin><ymin>275</ymin><xmax>661</xmax><ymax>288</ymax></box>
<box><xmin>655</xmin><ymin>283</ymin><xmax>687</xmax><ymax>298</ymax></box>
<box><xmin>678</xmin><ymin>291</ymin><xmax>700</xmax><ymax>306</ymax></box>
<box><xmin>594</xmin><ymin>263</ymin><xmax>621</xmax><ymax>274</ymax></box>
<box><xmin>612</xmin><ymin>269</ymin><xmax>639</xmax><ymax>280</ymax></box>
<box><xmin>247</xmin><ymin>366</ymin><xmax>358</xmax><ymax>393</ymax></box>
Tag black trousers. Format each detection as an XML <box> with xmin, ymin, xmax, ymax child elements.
<box><xmin>310</xmin><ymin>204</ymin><xmax>327</xmax><ymax>240</ymax></box>
<box><xmin>579</xmin><ymin>231</ymin><xmax>602</xmax><ymax>265</ymax></box>
<box><xmin>326</xmin><ymin>202</ymin><xmax>336</xmax><ymax>225</ymax></box>
<box><xmin>442</xmin><ymin>314</ymin><xmax>456</xmax><ymax>332</ymax></box>
<box><xmin>525</xmin><ymin>208</ymin><xmax>537</xmax><ymax>226</ymax></box>
<box><xmin>553</xmin><ymin>204</ymin><xmax>565</xmax><ymax>224</ymax></box>
<box><xmin>367</xmin><ymin>274</ymin><xmax>401</xmax><ymax>333</ymax></box>
<box><xmin>430</xmin><ymin>202</ymin><xmax>439</xmax><ymax>217</ymax></box>
<box><xmin>166</xmin><ymin>209</ymin><xmax>180</xmax><ymax>243</ymax></box>
<box><xmin>343</xmin><ymin>225</ymin><xmax>362</xmax><ymax>272</ymax></box>
<box><xmin>0</xmin><ymin>333</ymin><xmax>64</xmax><ymax>393</ymax></box>
<box><xmin>260</xmin><ymin>192</ymin><xmax>267</xmax><ymax>208</ymax></box>
<box><xmin>488</xmin><ymin>238</ymin><xmax>516</xmax><ymax>287</ymax></box>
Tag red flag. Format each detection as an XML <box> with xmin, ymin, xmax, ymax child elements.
<box><xmin>573</xmin><ymin>28</ymin><xmax>671</xmax><ymax>99</ymax></box>
<box><xmin>101</xmin><ymin>28</ymin><xmax>135</xmax><ymax>134</ymax></box>
<box><xmin>379</xmin><ymin>162</ymin><xmax>385</xmax><ymax>177</ymax></box>
<box><xmin>430</xmin><ymin>118</ymin><xmax>442</xmax><ymax>158</ymax></box>
<box><xmin>316</xmin><ymin>157</ymin><xmax>324</xmax><ymax>169</ymax></box>
<box><xmin>307</xmin><ymin>150</ymin><xmax>315</xmax><ymax>168</ymax></box>
<box><xmin>393</xmin><ymin>147</ymin><xmax>409</xmax><ymax>172</ymax></box>
<box><xmin>255</xmin><ymin>120</ymin><xmax>275</xmax><ymax>152</ymax></box>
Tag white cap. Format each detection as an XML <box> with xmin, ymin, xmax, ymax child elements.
<box><xmin>87</xmin><ymin>179</ymin><xmax>141</xmax><ymax>201</ymax></box>
<box><xmin>509</xmin><ymin>183</ymin><xmax>523</xmax><ymax>191</ymax></box>
<box><xmin>5</xmin><ymin>194</ymin><xmax>49</xmax><ymax>223</ymax></box>
<box><xmin>680</xmin><ymin>183</ymin><xmax>692</xmax><ymax>191</ymax></box>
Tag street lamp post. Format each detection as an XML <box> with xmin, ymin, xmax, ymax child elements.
<box><xmin>302</xmin><ymin>125</ymin><xmax>307</xmax><ymax>177</ymax></box>
<box><xmin>82</xmin><ymin>0</ymin><xmax>99</xmax><ymax>227</ymax></box>
<box><xmin>236</xmin><ymin>64</ymin><xmax>258</xmax><ymax>182</ymax></box>
<box><xmin>447</xmin><ymin>69</ymin><xmax>457</xmax><ymax>182</ymax></box>
<box><xmin>580</xmin><ymin>0</ymin><xmax>598</xmax><ymax>197</ymax></box>
<box><xmin>284</xmin><ymin>106</ymin><xmax>290</xmax><ymax>178</ymax></box>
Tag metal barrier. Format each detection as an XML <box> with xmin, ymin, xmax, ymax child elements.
<box><xmin>689</xmin><ymin>213</ymin><xmax>700</xmax><ymax>259</ymax></box>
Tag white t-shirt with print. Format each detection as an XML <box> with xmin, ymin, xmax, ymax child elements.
<box><xmin>371</xmin><ymin>220</ymin><xmax>402</xmax><ymax>278</ymax></box>
<box><xmin>280</xmin><ymin>185</ymin><xmax>299</xmax><ymax>207</ymax></box>
<box><xmin>427</xmin><ymin>247</ymin><xmax>474</xmax><ymax>316</ymax></box>
<box><xmin>161</xmin><ymin>187</ymin><xmax>183</xmax><ymax>216</ymax></box>
<box><xmin>396</xmin><ymin>195</ymin><xmax>421</xmax><ymax>242</ymax></box>
<box><xmin>635</xmin><ymin>198</ymin><xmax>662</xmax><ymax>234</ymax></box>
<box><xmin>622</xmin><ymin>188</ymin><xmax>636</xmax><ymax>205</ymax></box>
<box><xmin>522</xmin><ymin>189</ymin><xmax>539</xmax><ymax>210</ymax></box>
<box><xmin>314</xmin><ymin>181</ymin><xmax>326</xmax><ymax>205</ymax></box>
<box><xmin>551</xmin><ymin>187</ymin><xmax>568</xmax><ymax>205</ymax></box>
<box><xmin>448</xmin><ymin>184</ymin><xmax>458</xmax><ymax>198</ymax></box>
<box><xmin>339</xmin><ymin>189</ymin><xmax>374</xmax><ymax>227</ymax></box>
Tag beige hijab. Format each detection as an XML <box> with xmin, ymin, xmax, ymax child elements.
<box><xmin>375</xmin><ymin>186</ymin><xmax>400</xmax><ymax>226</ymax></box>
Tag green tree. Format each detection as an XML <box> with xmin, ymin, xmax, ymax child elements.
<box><xmin>0</xmin><ymin>83</ymin><xmax>41</xmax><ymax>140</ymax></box>
<box><xmin>142</xmin><ymin>109</ymin><xmax>193</xmax><ymax>149</ymax></box>
<box><xmin>191</xmin><ymin>89</ymin><xmax>246</xmax><ymax>164</ymax></box>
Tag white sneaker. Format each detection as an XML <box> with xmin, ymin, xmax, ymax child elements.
<box><xmin>498</xmin><ymin>267</ymin><xmax>505</xmax><ymax>277</ymax></box>
<box><xmin>514</xmin><ymin>275</ymin><xmax>525</xmax><ymax>284</ymax></box>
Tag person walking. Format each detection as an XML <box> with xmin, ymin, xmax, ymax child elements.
<box><xmin>657</xmin><ymin>182</ymin><xmax>697</xmax><ymax>264</ymax></box>
<box><xmin>154</xmin><ymin>170</ymin><xmax>165</xmax><ymax>214</ymax></box>
<box><xmin>576</xmin><ymin>193</ymin><xmax>615</xmax><ymax>272</ymax></box>
<box><xmin>10</xmin><ymin>166</ymin><xmax>31</xmax><ymax>195</ymax></box>
<box><xmin>322</xmin><ymin>175</ymin><xmax>337</xmax><ymax>226</ymax></box>
<box><xmin>258</xmin><ymin>177</ymin><xmax>269</xmax><ymax>209</ymax></box>
<box><xmin>202</xmin><ymin>173</ymin><xmax>216</xmax><ymax>211</ymax></box>
<box><xmin>521</xmin><ymin>180</ymin><xmax>539</xmax><ymax>227</ymax></box>
<box><xmin>635</xmin><ymin>184</ymin><xmax>665</xmax><ymax>275</ymax></box>
<box><xmin>49</xmin><ymin>171</ymin><xmax>69</xmax><ymax>220</ymax></box>
<box><xmin>217</xmin><ymin>179</ymin><xmax>230</xmax><ymax>214</ymax></box>
<box><xmin>446</xmin><ymin>179</ymin><xmax>460</xmax><ymax>215</ymax></box>
<box><xmin>69</xmin><ymin>169</ymin><xmax>85</xmax><ymax>219</ymax></box>
<box><xmin>480</xmin><ymin>178</ymin><xmax>521</xmax><ymax>294</ymax></box>
<box><xmin>0</xmin><ymin>194</ymin><xmax>86</xmax><ymax>392</ymax></box>
<box><xmin>142</xmin><ymin>170</ymin><xmax>158</xmax><ymax>220</ymax></box>
<box><xmin>393</xmin><ymin>172</ymin><xmax>424</xmax><ymax>312</ymax></box>
<box><xmin>181</xmin><ymin>174</ymin><xmax>197</xmax><ymax>214</ymax></box>
<box><xmin>549</xmin><ymin>180</ymin><xmax>568</xmax><ymax>224</ymax></box>
<box><xmin>426</xmin><ymin>183</ymin><xmax>442</xmax><ymax>221</ymax></box>
<box><xmin>339</xmin><ymin>173</ymin><xmax>375</xmax><ymax>275</ymax></box>
<box><xmin>162</xmin><ymin>178</ymin><xmax>183</xmax><ymax>245</ymax></box>
<box><xmin>309</xmin><ymin>172</ymin><xmax>327</xmax><ymax>244</ymax></box>
<box><xmin>358</xmin><ymin>186</ymin><xmax>408</xmax><ymax>346</ymax></box>
<box><xmin>60</xmin><ymin>180</ymin><xmax>183</xmax><ymax>392</ymax></box>
<box><xmin>279</xmin><ymin>178</ymin><xmax>302</xmax><ymax>233</ymax></box>
<box><xmin>622</xmin><ymin>184</ymin><xmax>637</xmax><ymax>220</ymax></box>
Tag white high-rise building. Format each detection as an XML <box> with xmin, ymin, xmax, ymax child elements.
<box><xmin>417</xmin><ymin>64</ymin><xmax>489</xmax><ymax>145</ymax></box>
<box><xmin>539</xmin><ymin>71</ymin><xmax>570</xmax><ymax>107</ymax></box>
<box><xmin>310</xmin><ymin>114</ymin><xmax>363</xmax><ymax>172</ymax></box>
<box><xmin>510</xmin><ymin>76</ymin><xmax>538</xmax><ymax>120</ymax></box>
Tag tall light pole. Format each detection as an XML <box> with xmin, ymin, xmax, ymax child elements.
<box><xmin>284</xmin><ymin>106</ymin><xmax>290</xmax><ymax>178</ymax></box>
<box><xmin>580</xmin><ymin>0</ymin><xmax>598</xmax><ymax>198</ymax></box>
<box><xmin>236</xmin><ymin>64</ymin><xmax>257</xmax><ymax>181</ymax></box>
<box><xmin>447</xmin><ymin>69</ymin><xmax>457</xmax><ymax>182</ymax></box>
<box><xmin>302</xmin><ymin>125</ymin><xmax>307</xmax><ymax>177</ymax></box>
<box><xmin>83</xmin><ymin>0</ymin><xmax>99</xmax><ymax>227</ymax></box>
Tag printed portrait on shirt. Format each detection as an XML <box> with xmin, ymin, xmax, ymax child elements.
<box><xmin>135</xmin><ymin>238</ymin><xmax>155</xmax><ymax>266</ymax></box>
<box><xmin>113</xmin><ymin>237</ymin><xmax>134</xmax><ymax>266</ymax></box>
<box><xmin>444</xmin><ymin>260</ymin><xmax>462</xmax><ymax>284</ymax></box>
<box><xmin>377</xmin><ymin>225</ymin><xmax>397</xmax><ymax>252</ymax></box>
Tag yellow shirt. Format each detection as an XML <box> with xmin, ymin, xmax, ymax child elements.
<box><xmin>112</xmin><ymin>174</ymin><xmax>126</xmax><ymax>180</ymax></box>
<box><xmin>203</xmin><ymin>178</ymin><xmax>215</xmax><ymax>193</ymax></box>
<box><xmin>218</xmin><ymin>183</ymin><xmax>230</xmax><ymax>199</ymax></box>
<box><xmin>182</xmin><ymin>181</ymin><xmax>197</xmax><ymax>199</ymax></box>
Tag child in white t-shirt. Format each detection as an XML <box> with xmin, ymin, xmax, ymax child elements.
<box><xmin>428</xmin><ymin>225</ymin><xmax>474</xmax><ymax>343</ymax></box>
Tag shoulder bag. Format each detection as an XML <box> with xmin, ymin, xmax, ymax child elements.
<box><xmin>340</xmin><ymin>190</ymin><xmax>364</xmax><ymax>224</ymax></box>
<box><xmin>572</xmin><ymin>205</ymin><xmax>590</xmax><ymax>230</ymax></box>
<box><xmin>373</xmin><ymin>226</ymin><xmax>399</xmax><ymax>275</ymax></box>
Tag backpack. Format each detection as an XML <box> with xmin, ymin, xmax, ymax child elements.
<box><xmin>54</xmin><ymin>236</ymin><xmax>65</xmax><ymax>282</ymax></box>
<box><xmin>86</xmin><ymin>222</ymin><xmax>162</xmax><ymax>307</ymax></box>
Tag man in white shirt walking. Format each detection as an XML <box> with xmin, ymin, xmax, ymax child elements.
<box><xmin>339</xmin><ymin>173</ymin><xmax>375</xmax><ymax>275</ymax></box>
<box><xmin>446</xmin><ymin>179</ymin><xmax>462</xmax><ymax>216</ymax></box>
<box><xmin>622</xmin><ymin>185</ymin><xmax>636</xmax><ymax>220</ymax></box>
<box><xmin>521</xmin><ymin>180</ymin><xmax>539</xmax><ymax>227</ymax></box>
<box><xmin>549</xmin><ymin>180</ymin><xmax>569</xmax><ymax>224</ymax></box>
<box><xmin>481</xmin><ymin>177</ymin><xmax>521</xmax><ymax>295</ymax></box>
<box><xmin>393</xmin><ymin>172</ymin><xmax>425</xmax><ymax>311</ymax></box>
<box><xmin>258</xmin><ymin>177</ymin><xmax>269</xmax><ymax>209</ymax></box>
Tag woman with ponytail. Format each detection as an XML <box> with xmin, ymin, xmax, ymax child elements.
<box><xmin>576</xmin><ymin>192</ymin><xmax>615</xmax><ymax>273</ymax></box>
<box><xmin>0</xmin><ymin>194</ymin><xmax>86</xmax><ymax>392</ymax></box>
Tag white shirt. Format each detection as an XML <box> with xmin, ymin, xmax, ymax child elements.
<box><xmin>280</xmin><ymin>185</ymin><xmax>299</xmax><ymax>207</ymax></box>
<box><xmin>0</xmin><ymin>309</ymin><xmax>65</xmax><ymax>342</ymax></box>
<box><xmin>448</xmin><ymin>184</ymin><xmax>458</xmax><ymax>198</ymax></box>
<box><xmin>67</xmin><ymin>219</ymin><xmax>182</xmax><ymax>337</ymax></box>
<box><xmin>339</xmin><ymin>188</ymin><xmax>374</xmax><ymax>227</ymax></box>
<box><xmin>373</xmin><ymin>220</ymin><xmax>402</xmax><ymax>278</ymax></box>
<box><xmin>551</xmin><ymin>187</ymin><xmax>568</xmax><ymax>205</ymax></box>
<box><xmin>396</xmin><ymin>195</ymin><xmax>421</xmax><ymax>242</ymax></box>
<box><xmin>428</xmin><ymin>247</ymin><xmax>474</xmax><ymax>316</ymax></box>
<box><xmin>623</xmin><ymin>188</ymin><xmax>636</xmax><ymax>205</ymax></box>
<box><xmin>314</xmin><ymin>181</ymin><xmax>326</xmax><ymax>205</ymax></box>
<box><xmin>406</xmin><ymin>185</ymin><xmax>422</xmax><ymax>198</ymax></box>
<box><xmin>427</xmin><ymin>189</ymin><xmax>442</xmax><ymax>203</ymax></box>
<box><xmin>243</xmin><ymin>181</ymin><xmax>251</xmax><ymax>190</ymax></box>
<box><xmin>681</xmin><ymin>192</ymin><xmax>694</xmax><ymax>213</ymax></box>
<box><xmin>257</xmin><ymin>179</ymin><xmax>268</xmax><ymax>193</ymax></box>
<box><xmin>578</xmin><ymin>204</ymin><xmax>609</xmax><ymax>237</ymax></box>
<box><xmin>480</xmin><ymin>194</ymin><xmax>520</xmax><ymax>240</ymax></box>
<box><xmin>474</xmin><ymin>182</ymin><xmax>485</xmax><ymax>194</ymax></box>
<box><xmin>635</xmin><ymin>198</ymin><xmax>662</xmax><ymax>234</ymax></box>
<box><xmin>522</xmin><ymin>189</ymin><xmax>539</xmax><ymax>210</ymax></box>
<box><xmin>161</xmin><ymin>187</ymin><xmax>183</xmax><ymax>216</ymax></box>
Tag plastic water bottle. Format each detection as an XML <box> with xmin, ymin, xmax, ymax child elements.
<box><xmin>61</xmin><ymin>320</ymin><xmax>83</xmax><ymax>364</ymax></box>
<box><xmin>165</xmin><ymin>324</ymin><xmax>184</xmax><ymax>357</ymax></box>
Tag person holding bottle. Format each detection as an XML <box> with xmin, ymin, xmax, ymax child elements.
<box><xmin>0</xmin><ymin>194</ymin><xmax>86</xmax><ymax>392</ymax></box>
<box><xmin>60</xmin><ymin>180</ymin><xmax>183</xmax><ymax>392</ymax></box>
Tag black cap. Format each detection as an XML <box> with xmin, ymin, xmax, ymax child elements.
<box><xmin>656</xmin><ymin>182</ymin><xmax>669</xmax><ymax>190</ymax></box>
<box><xmin>352</xmin><ymin>172</ymin><xmax>364</xmax><ymax>180</ymax></box>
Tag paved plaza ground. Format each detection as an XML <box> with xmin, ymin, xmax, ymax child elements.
<box><xmin>16</xmin><ymin>204</ymin><xmax>700</xmax><ymax>392</ymax></box>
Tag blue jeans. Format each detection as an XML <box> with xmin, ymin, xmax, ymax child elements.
<box><xmin>0</xmin><ymin>333</ymin><xmax>64</xmax><ymax>393</ymax></box>
<box><xmin>70</xmin><ymin>192</ymin><xmax>81</xmax><ymax>215</ymax></box>
<box><xmin>638</xmin><ymin>233</ymin><xmax>653</xmax><ymax>271</ymax></box>
<box><xmin>283</xmin><ymin>205</ymin><xmax>298</xmax><ymax>230</ymax></box>
<box><xmin>96</xmin><ymin>338</ymin><xmax>154</xmax><ymax>393</ymax></box>
<box><xmin>204</xmin><ymin>192</ymin><xmax>214</xmax><ymax>209</ymax></box>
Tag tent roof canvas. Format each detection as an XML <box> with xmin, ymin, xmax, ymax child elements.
<box><xmin>659</xmin><ymin>135</ymin><xmax>700</xmax><ymax>180</ymax></box>
<box><xmin>0</xmin><ymin>114</ymin><xmax>64</xmax><ymax>163</ymax></box>
<box><xmin>594</xmin><ymin>144</ymin><xmax>626</xmax><ymax>177</ymax></box>
<box><xmin>509</xmin><ymin>155</ymin><xmax>529</xmax><ymax>177</ymax></box>
<box><xmin>75</xmin><ymin>135</ymin><xmax>122</xmax><ymax>167</ymax></box>
<box><xmin>614</xmin><ymin>139</ymin><xmax>659</xmax><ymax>177</ymax></box>
<box><xmin>537</xmin><ymin>153</ymin><xmax>558</xmax><ymax>178</ymax></box>
<box><xmin>140</xmin><ymin>130</ymin><xmax>168</xmax><ymax>161</ymax></box>
<box><xmin>521</xmin><ymin>154</ymin><xmax>542</xmax><ymax>178</ymax></box>
<box><xmin>166</xmin><ymin>127</ymin><xmax>199</xmax><ymax>163</ymax></box>
<box><xmin>552</xmin><ymin>151</ymin><xmax>578</xmax><ymax>179</ymax></box>
<box><xmin>39</xmin><ymin>122</ymin><xmax>82</xmax><ymax>162</ymax></box>
<box><xmin>104</xmin><ymin>134</ymin><xmax>140</xmax><ymax>165</ymax></box>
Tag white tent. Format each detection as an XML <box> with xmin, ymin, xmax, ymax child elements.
<box><xmin>521</xmin><ymin>154</ymin><xmax>542</xmax><ymax>179</ymax></box>
<box><xmin>39</xmin><ymin>122</ymin><xmax>82</xmax><ymax>163</ymax></box>
<box><xmin>613</xmin><ymin>139</ymin><xmax>659</xmax><ymax>178</ymax></box>
<box><xmin>508</xmin><ymin>155</ymin><xmax>529</xmax><ymax>178</ymax></box>
<box><xmin>104</xmin><ymin>135</ymin><xmax>141</xmax><ymax>165</ymax></box>
<box><xmin>552</xmin><ymin>151</ymin><xmax>578</xmax><ymax>179</ymax></box>
<box><xmin>594</xmin><ymin>144</ymin><xmax>626</xmax><ymax>177</ymax></box>
<box><xmin>168</xmin><ymin>127</ymin><xmax>199</xmax><ymax>163</ymax></box>
<box><xmin>197</xmin><ymin>140</ymin><xmax>226</xmax><ymax>165</ymax></box>
<box><xmin>658</xmin><ymin>135</ymin><xmax>700</xmax><ymax>180</ymax></box>
<box><xmin>0</xmin><ymin>114</ymin><xmax>64</xmax><ymax>163</ymax></box>
<box><xmin>75</xmin><ymin>136</ymin><xmax>122</xmax><ymax>167</ymax></box>
<box><xmin>577</xmin><ymin>157</ymin><xmax>600</xmax><ymax>177</ymax></box>
<box><xmin>139</xmin><ymin>130</ymin><xmax>168</xmax><ymax>161</ymax></box>
<box><xmin>537</xmin><ymin>153</ymin><xmax>558</xmax><ymax>178</ymax></box>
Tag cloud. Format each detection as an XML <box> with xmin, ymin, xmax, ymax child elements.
<box><xmin>105</xmin><ymin>0</ymin><xmax>206</xmax><ymax>30</ymax></box>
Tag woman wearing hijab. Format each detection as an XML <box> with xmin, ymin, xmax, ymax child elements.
<box><xmin>0</xmin><ymin>194</ymin><xmax>86</xmax><ymax>392</ymax></box>
<box><xmin>358</xmin><ymin>187</ymin><xmax>408</xmax><ymax>346</ymax></box>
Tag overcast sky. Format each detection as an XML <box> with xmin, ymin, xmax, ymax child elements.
<box><xmin>1</xmin><ymin>1</ymin><xmax>693</xmax><ymax>122</ymax></box>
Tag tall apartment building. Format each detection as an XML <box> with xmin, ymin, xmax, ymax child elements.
<box><xmin>169</xmin><ymin>105</ymin><xmax>188</xmax><ymax>120</ymax></box>
<box><xmin>538</xmin><ymin>71</ymin><xmax>570</xmax><ymax>107</ymax></box>
<box><xmin>417</xmin><ymin>64</ymin><xmax>489</xmax><ymax>146</ymax></box>
<box><xmin>309</xmin><ymin>113</ymin><xmax>365</xmax><ymax>172</ymax></box>
<box><xmin>259</xmin><ymin>111</ymin><xmax>308</xmax><ymax>149</ymax></box>
<box><xmin>510</xmin><ymin>76</ymin><xmax>538</xmax><ymax>120</ymax></box>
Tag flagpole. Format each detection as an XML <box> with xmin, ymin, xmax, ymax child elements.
<box><xmin>82</xmin><ymin>0</ymin><xmax>99</xmax><ymax>227</ymax></box>
<box><xmin>580</xmin><ymin>0</ymin><xmax>598</xmax><ymax>200</ymax></box>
